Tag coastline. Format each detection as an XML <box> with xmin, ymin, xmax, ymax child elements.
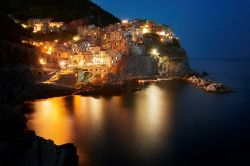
<box><xmin>29</xmin><ymin>75</ymin><xmax>232</xmax><ymax>101</ymax></box>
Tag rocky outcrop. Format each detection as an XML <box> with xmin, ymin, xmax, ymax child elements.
<box><xmin>187</xmin><ymin>76</ymin><xmax>232</xmax><ymax>93</ymax></box>
<box><xmin>0</xmin><ymin>106</ymin><xmax>78</xmax><ymax>166</ymax></box>
<box><xmin>0</xmin><ymin>132</ymin><xmax>78</xmax><ymax>166</ymax></box>
<box><xmin>20</xmin><ymin>134</ymin><xmax>78</xmax><ymax>166</ymax></box>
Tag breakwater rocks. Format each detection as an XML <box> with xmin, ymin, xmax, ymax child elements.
<box><xmin>187</xmin><ymin>76</ymin><xmax>232</xmax><ymax>93</ymax></box>
<box><xmin>0</xmin><ymin>107</ymin><xmax>78</xmax><ymax>166</ymax></box>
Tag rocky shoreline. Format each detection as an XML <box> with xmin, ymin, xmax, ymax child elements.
<box><xmin>30</xmin><ymin>75</ymin><xmax>232</xmax><ymax>100</ymax></box>
<box><xmin>0</xmin><ymin>106</ymin><xmax>78</xmax><ymax>166</ymax></box>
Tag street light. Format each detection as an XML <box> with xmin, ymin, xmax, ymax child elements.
<box><xmin>59</xmin><ymin>61</ymin><xmax>66</xmax><ymax>68</ymax></box>
<box><xmin>142</xmin><ymin>27</ymin><xmax>150</xmax><ymax>34</ymax></box>
<box><xmin>79</xmin><ymin>60</ymin><xmax>84</xmax><ymax>67</ymax></box>
<box><xmin>73</xmin><ymin>36</ymin><xmax>81</xmax><ymax>42</ymax></box>
<box><xmin>122</xmin><ymin>19</ymin><xmax>129</xmax><ymax>24</ymax></box>
<box><xmin>39</xmin><ymin>58</ymin><xmax>46</xmax><ymax>65</ymax></box>
<box><xmin>151</xmin><ymin>48</ymin><xmax>159</xmax><ymax>56</ymax></box>
<box><xmin>158</xmin><ymin>31</ymin><xmax>166</xmax><ymax>36</ymax></box>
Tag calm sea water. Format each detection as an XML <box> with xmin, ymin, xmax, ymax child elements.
<box><xmin>25</xmin><ymin>60</ymin><xmax>250</xmax><ymax>166</ymax></box>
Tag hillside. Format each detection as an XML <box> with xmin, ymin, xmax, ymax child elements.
<box><xmin>0</xmin><ymin>12</ymin><xmax>31</xmax><ymax>42</ymax></box>
<box><xmin>0</xmin><ymin>0</ymin><xmax>120</xmax><ymax>26</ymax></box>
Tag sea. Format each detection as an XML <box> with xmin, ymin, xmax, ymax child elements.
<box><xmin>24</xmin><ymin>60</ymin><xmax>250</xmax><ymax>166</ymax></box>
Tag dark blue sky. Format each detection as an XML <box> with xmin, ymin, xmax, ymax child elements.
<box><xmin>93</xmin><ymin>0</ymin><xmax>250</xmax><ymax>59</ymax></box>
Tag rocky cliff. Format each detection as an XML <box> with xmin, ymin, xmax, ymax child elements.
<box><xmin>118</xmin><ymin>39</ymin><xmax>191</xmax><ymax>78</ymax></box>
<box><xmin>119</xmin><ymin>54</ymin><xmax>158</xmax><ymax>77</ymax></box>
<box><xmin>157</xmin><ymin>47</ymin><xmax>190</xmax><ymax>77</ymax></box>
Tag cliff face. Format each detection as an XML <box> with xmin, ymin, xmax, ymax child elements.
<box><xmin>157</xmin><ymin>47</ymin><xmax>190</xmax><ymax>77</ymax></box>
<box><xmin>118</xmin><ymin>40</ymin><xmax>191</xmax><ymax>78</ymax></box>
<box><xmin>0</xmin><ymin>0</ymin><xmax>120</xmax><ymax>26</ymax></box>
<box><xmin>119</xmin><ymin>54</ymin><xmax>158</xmax><ymax>77</ymax></box>
<box><xmin>120</xmin><ymin>52</ymin><xmax>190</xmax><ymax>78</ymax></box>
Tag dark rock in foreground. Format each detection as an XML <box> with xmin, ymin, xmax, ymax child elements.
<box><xmin>20</xmin><ymin>133</ymin><xmax>78</xmax><ymax>166</ymax></box>
<box><xmin>0</xmin><ymin>106</ymin><xmax>78</xmax><ymax>166</ymax></box>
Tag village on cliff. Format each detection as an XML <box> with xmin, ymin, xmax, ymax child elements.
<box><xmin>7</xmin><ymin>16</ymin><xmax>229</xmax><ymax>93</ymax></box>
<box><xmin>17</xmin><ymin>17</ymin><xmax>190</xmax><ymax>86</ymax></box>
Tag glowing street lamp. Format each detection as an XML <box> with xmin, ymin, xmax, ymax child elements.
<box><xmin>79</xmin><ymin>60</ymin><xmax>84</xmax><ymax>67</ymax></box>
<box><xmin>122</xmin><ymin>19</ymin><xmax>129</xmax><ymax>24</ymax></box>
<box><xmin>158</xmin><ymin>31</ymin><xmax>166</xmax><ymax>36</ymax></box>
<box><xmin>46</xmin><ymin>47</ymin><xmax>53</xmax><ymax>55</ymax></box>
<box><xmin>59</xmin><ymin>61</ymin><xmax>66</xmax><ymax>68</ymax></box>
<box><xmin>142</xmin><ymin>27</ymin><xmax>150</xmax><ymax>34</ymax></box>
<box><xmin>39</xmin><ymin>58</ymin><xmax>46</xmax><ymax>65</ymax></box>
<box><xmin>21</xmin><ymin>24</ymin><xmax>28</xmax><ymax>29</ymax></box>
<box><xmin>73</xmin><ymin>36</ymin><xmax>81</xmax><ymax>42</ymax></box>
<box><xmin>151</xmin><ymin>48</ymin><xmax>159</xmax><ymax>56</ymax></box>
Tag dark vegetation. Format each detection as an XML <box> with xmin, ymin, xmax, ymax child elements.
<box><xmin>0</xmin><ymin>0</ymin><xmax>120</xmax><ymax>26</ymax></box>
<box><xmin>0</xmin><ymin>13</ymin><xmax>39</xmax><ymax>68</ymax></box>
<box><xmin>31</xmin><ymin>30</ymin><xmax>77</xmax><ymax>42</ymax></box>
<box><xmin>0</xmin><ymin>13</ymin><xmax>39</xmax><ymax>105</ymax></box>
<box><xmin>143</xmin><ymin>33</ymin><xmax>182</xmax><ymax>56</ymax></box>
<box><xmin>0</xmin><ymin>12</ymin><xmax>31</xmax><ymax>43</ymax></box>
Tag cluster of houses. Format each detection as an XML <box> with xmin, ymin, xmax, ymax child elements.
<box><xmin>23</xmin><ymin>18</ymin><xmax>65</xmax><ymax>33</ymax></box>
<box><xmin>26</xmin><ymin>19</ymin><xmax>176</xmax><ymax>77</ymax></box>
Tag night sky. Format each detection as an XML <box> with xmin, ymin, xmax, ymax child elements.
<box><xmin>93</xmin><ymin>0</ymin><xmax>250</xmax><ymax>59</ymax></box>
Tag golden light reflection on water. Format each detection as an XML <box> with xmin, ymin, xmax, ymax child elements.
<box><xmin>134</xmin><ymin>84</ymin><xmax>172</xmax><ymax>152</ymax></box>
<box><xmin>27</xmin><ymin>84</ymin><xmax>173</xmax><ymax>165</ymax></box>
<box><xmin>29</xmin><ymin>97</ymin><xmax>72</xmax><ymax>145</ymax></box>
<box><xmin>72</xmin><ymin>96</ymin><xmax>104</xmax><ymax>135</ymax></box>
